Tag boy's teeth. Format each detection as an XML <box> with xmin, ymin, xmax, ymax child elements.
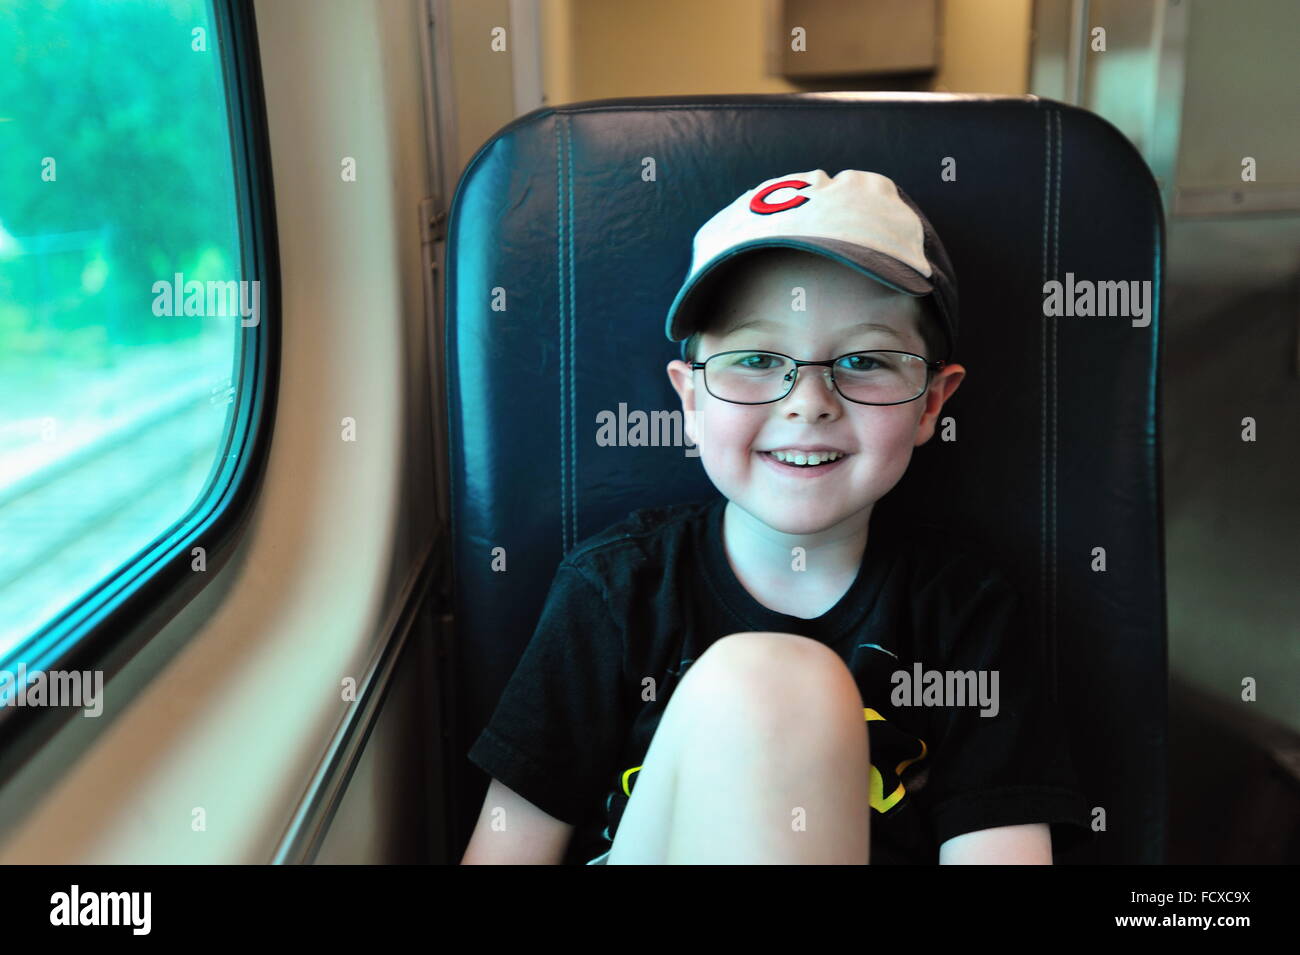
<box><xmin>771</xmin><ymin>450</ymin><xmax>842</xmax><ymax>466</ymax></box>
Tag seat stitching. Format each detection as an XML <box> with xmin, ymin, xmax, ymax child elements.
<box><xmin>566</xmin><ymin>116</ymin><xmax>579</xmax><ymax>552</ymax></box>
<box><xmin>1051</xmin><ymin>108</ymin><xmax>1062</xmax><ymax>704</ymax></box>
<box><xmin>556</xmin><ymin>116</ymin><xmax>570</xmax><ymax>553</ymax></box>
<box><xmin>1040</xmin><ymin>109</ymin><xmax>1051</xmax><ymax>673</ymax></box>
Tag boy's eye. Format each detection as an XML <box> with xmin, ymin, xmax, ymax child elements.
<box><xmin>738</xmin><ymin>352</ymin><xmax>780</xmax><ymax>369</ymax></box>
<box><xmin>838</xmin><ymin>353</ymin><xmax>883</xmax><ymax>371</ymax></box>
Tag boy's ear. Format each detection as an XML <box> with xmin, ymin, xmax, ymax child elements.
<box><xmin>914</xmin><ymin>364</ymin><xmax>965</xmax><ymax>447</ymax></box>
<box><xmin>666</xmin><ymin>359</ymin><xmax>698</xmax><ymax>446</ymax></box>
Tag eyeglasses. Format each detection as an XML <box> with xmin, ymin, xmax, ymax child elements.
<box><xmin>690</xmin><ymin>349</ymin><xmax>945</xmax><ymax>406</ymax></box>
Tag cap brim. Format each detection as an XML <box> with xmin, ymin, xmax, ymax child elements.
<box><xmin>664</xmin><ymin>236</ymin><xmax>935</xmax><ymax>344</ymax></box>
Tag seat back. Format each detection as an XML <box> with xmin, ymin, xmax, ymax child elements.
<box><xmin>444</xmin><ymin>93</ymin><xmax>1167</xmax><ymax>864</ymax></box>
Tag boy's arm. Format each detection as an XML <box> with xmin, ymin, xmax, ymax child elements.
<box><xmin>938</xmin><ymin>823</ymin><xmax>1053</xmax><ymax>865</ymax></box>
<box><xmin>460</xmin><ymin>778</ymin><xmax>575</xmax><ymax>865</ymax></box>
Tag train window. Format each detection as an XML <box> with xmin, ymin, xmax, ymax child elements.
<box><xmin>0</xmin><ymin>0</ymin><xmax>275</xmax><ymax>666</ymax></box>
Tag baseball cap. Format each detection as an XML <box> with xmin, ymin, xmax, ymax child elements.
<box><xmin>664</xmin><ymin>169</ymin><xmax>958</xmax><ymax>361</ymax></box>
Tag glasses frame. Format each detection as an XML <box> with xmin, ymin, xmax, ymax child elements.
<box><xmin>690</xmin><ymin>349</ymin><xmax>947</xmax><ymax>406</ymax></box>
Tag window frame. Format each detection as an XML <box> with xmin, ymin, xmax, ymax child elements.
<box><xmin>0</xmin><ymin>0</ymin><xmax>280</xmax><ymax>783</ymax></box>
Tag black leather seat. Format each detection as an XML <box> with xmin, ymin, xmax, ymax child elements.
<box><xmin>444</xmin><ymin>92</ymin><xmax>1167</xmax><ymax>864</ymax></box>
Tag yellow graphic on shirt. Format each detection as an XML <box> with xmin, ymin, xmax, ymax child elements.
<box><xmin>621</xmin><ymin>765</ymin><xmax>639</xmax><ymax>796</ymax></box>
<box><xmin>617</xmin><ymin>708</ymin><xmax>927</xmax><ymax>814</ymax></box>
<box><xmin>864</xmin><ymin>707</ymin><xmax>928</xmax><ymax>813</ymax></box>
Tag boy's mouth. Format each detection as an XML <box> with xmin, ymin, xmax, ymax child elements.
<box><xmin>756</xmin><ymin>449</ymin><xmax>851</xmax><ymax>476</ymax></box>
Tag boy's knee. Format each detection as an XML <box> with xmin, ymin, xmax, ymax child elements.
<box><xmin>704</xmin><ymin>631</ymin><xmax>846</xmax><ymax>672</ymax></box>
<box><xmin>689</xmin><ymin>631</ymin><xmax>862</xmax><ymax>718</ymax></box>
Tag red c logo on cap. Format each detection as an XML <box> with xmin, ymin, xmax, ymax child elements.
<box><xmin>750</xmin><ymin>178</ymin><xmax>810</xmax><ymax>215</ymax></box>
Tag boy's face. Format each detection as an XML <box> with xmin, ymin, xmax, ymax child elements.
<box><xmin>666</xmin><ymin>249</ymin><xmax>965</xmax><ymax>536</ymax></box>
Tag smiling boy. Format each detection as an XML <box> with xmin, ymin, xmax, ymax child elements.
<box><xmin>463</xmin><ymin>169</ymin><xmax>1091</xmax><ymax>866</ymax></box>
<box><xmin>666</xmin><ymin>246</ymin><xmax>957</xmax><ymax>621</ymax></box>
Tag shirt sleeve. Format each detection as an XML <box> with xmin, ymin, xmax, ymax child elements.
<box><xmin>466</xmin><ymin>560</ymin><xmax>629</xmax><ymax>826</ymax></box>
<box><xmin>912</xmin><ymin>558</ymin><xmax>1094</xmax><ymax>857</ymax></box>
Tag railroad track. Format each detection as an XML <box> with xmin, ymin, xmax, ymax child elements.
<box><xmin>0</xmin><ymin>376</ymin><xmax>234</xmax><ymax>651</ymax></box>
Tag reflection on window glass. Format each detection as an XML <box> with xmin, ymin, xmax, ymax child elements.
<box><xmin>0</xmin><ymin>0</ymin><xmax>246</xmax><ymax>659</ymax></box>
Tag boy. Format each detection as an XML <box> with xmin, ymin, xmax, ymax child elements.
<box><xmin>462</xmin><ymin>169</ymin><xmax>1091</xmax><ymax>865</ymax></box>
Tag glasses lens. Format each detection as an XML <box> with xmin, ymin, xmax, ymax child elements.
<box><xmin>832</xmin><ymin>351</ymin><xmax>929</xmax><ymax>404</ymax></box>
<box><xmin>705</xmin><ymin>351</ymin><xmax>796</xmax><ymax>403</ymax></box>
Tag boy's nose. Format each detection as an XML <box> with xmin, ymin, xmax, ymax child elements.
<box><xmin>782</xmin><ymin>366</ymin><xmax>841</xmax><ymax>412</ymax></box>
<box><xmin>790</xmin><ymin>369</ymin><xmax>832</xmax><ymax>389</ymax></box>
<box><xmin>789</xmin><ymin>365</ymin><xmax>836</xmax><ymax>393</ymax></box>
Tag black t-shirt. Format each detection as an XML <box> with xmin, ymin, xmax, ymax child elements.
<box><xmin>467</xmin><ymin>496</ymin><xmax>1093</xmax><ymax>865</ymax></box>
